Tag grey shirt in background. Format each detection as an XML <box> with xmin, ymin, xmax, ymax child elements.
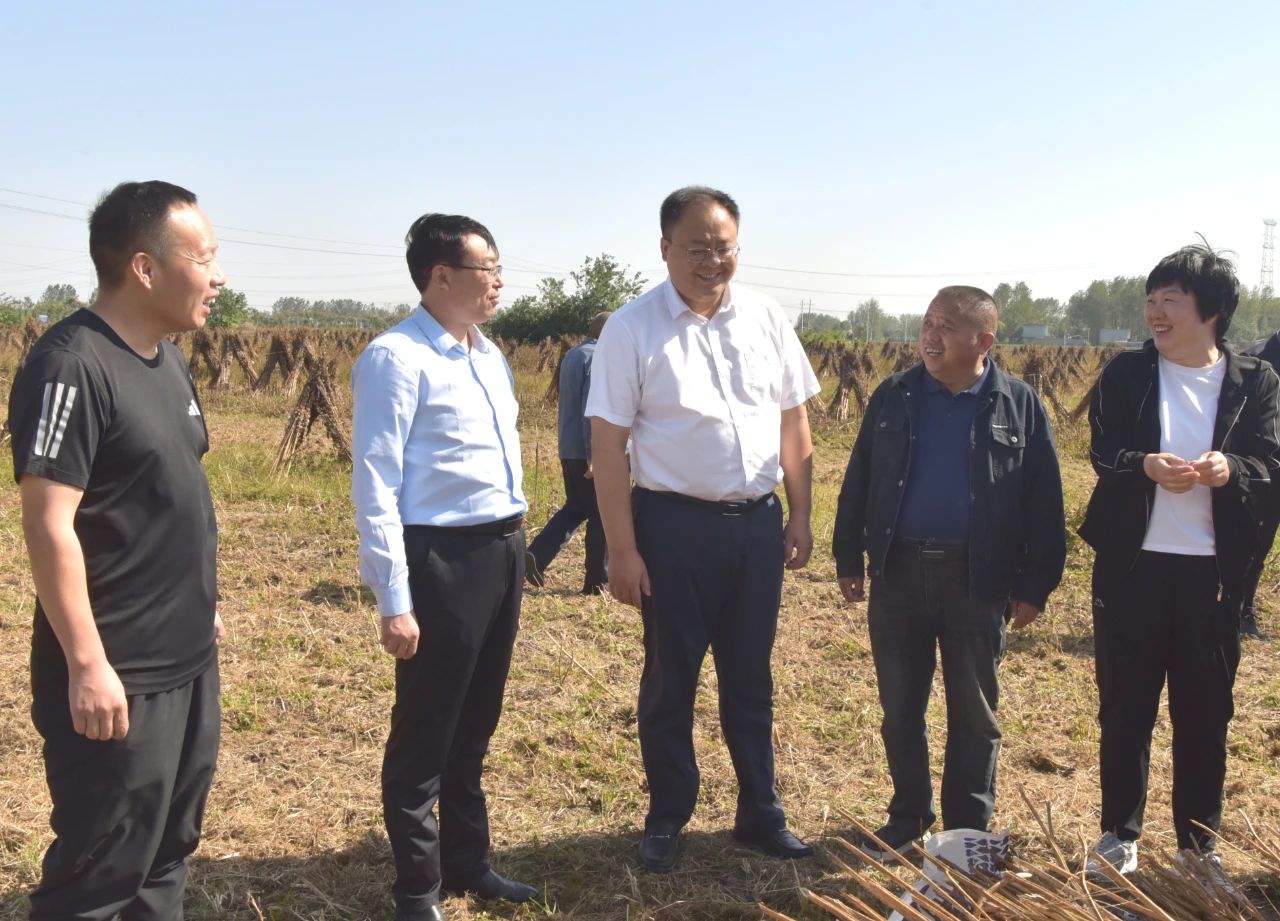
<box><xmin>557</xmin><ymin>337</ymin><xmax>596</xmax><ymax>460</ymax></box>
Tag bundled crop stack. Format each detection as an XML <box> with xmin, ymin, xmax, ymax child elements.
<box><xmin>761</xmin><ymin>805</ymin><xmax>1279</xmax><ymax>921</ymax></box>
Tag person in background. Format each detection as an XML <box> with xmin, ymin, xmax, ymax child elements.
<box><xmin>1239</xmin><ymin>328</ymin><xmax>1280</xmax><ymax>640</ymax></box>
<box><xmin>525</xmin><ymin>310</ymin><xmax>611</xmax><ymax>594</ymax></box>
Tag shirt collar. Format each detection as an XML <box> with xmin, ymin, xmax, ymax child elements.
<box><xmin>924</xmin><ymin>358</ymin><xmax>990</xmax><ymax>397</ymax></box>
<box><xmin>411</xmin><ymin>304</ymin><xmax>489</xmax><ymax>356</ymax></box>
<box><xmin>662</xmin><ymin>278</ymin><xmax>736</xmax><ymax>321</ymax></box>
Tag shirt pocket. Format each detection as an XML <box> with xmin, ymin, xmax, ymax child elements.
<box><xmin>989</xmin><ymin>424</ymin><xmax>1025</xmax><ymax>483</ymax></box>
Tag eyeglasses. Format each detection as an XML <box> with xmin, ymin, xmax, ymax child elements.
<box><xmin>449</xmin><ymin>264</ymin><xmax>503</xmax><ymax>278</ymax></box>
<box><xmin>668</xmin><ymin>243</ymin><xmax>740</xmax><ymax>264</ymax></box>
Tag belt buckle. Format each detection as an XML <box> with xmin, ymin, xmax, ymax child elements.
<box><xmin>919</xmin><ymin>546</ymin><xmax>947</xmax><ymax>561</ymax></box>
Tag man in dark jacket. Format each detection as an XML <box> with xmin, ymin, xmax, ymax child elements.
<box><xmin>1240</xmin><ymin>330</ymin><xmax>1280</xmax><ymax>639</ymax></box>
<box><xmin>1079</xmin><ymin>243</ymin><xmax>1280</xmax><ymax>877</ymax></box>
<box><xmin>832</xmin><ymin>285</ymin><xmax>1066</xmax><ymax>859</ymax></box>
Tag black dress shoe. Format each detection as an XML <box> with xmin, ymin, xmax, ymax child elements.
<box><xmin>395</xmin><ymin>905</ymin><xmax>444</xmax><ymax>921</ymax></box>
<box><xmin>442</xmin><ymin>869</ymin><xmax>537</xmax><ymax>904</ymax></box>
<box><xmin>732</xmin><ymin>825</ymin><xmax>814</xmax><ymax>859</ymax></box>
<box><xmin>638</xmin><ymin>826</ymin><xmax>681</xmax><ymax>873</ymax></box>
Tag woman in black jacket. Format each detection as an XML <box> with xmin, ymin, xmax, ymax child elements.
<box><xmin>1078</xmin><ymin>242</ymin><xmax>1280</xmax><ymax>877</ymax></box>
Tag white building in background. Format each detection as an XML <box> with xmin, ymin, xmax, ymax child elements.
<box><xmin>1099</xmin><ymin>328</ymin><xmax>1131</xmax><ymax>345</ymax></box>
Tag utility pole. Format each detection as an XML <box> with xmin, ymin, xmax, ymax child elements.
<box><xmin>1263</xmin><ymin>218</ymin><xmax>1276</xmax><ymax>299</ymax></box>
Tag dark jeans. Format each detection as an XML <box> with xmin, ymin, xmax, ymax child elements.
<box><xmin>633</xmin><ymin>489</ymin><xmax>787</xmax><ymax>833</ymax></box>
<box><xmin>867</xmin><ymin>543</ymin><xmax>1006</xmax><ymax>832</ymax></box>
<box><xmin>1093</xmin><ymin>551</ymin><xmax>1240</xmax><ymax>850</ymax></box>
<box><xmin>382</xmin><ymin>523</ymin><xmax>523</xmax><ymax>916</ymax></box>
<box><xmin>29</xmin><ymin>664</ymin><xmax>221</xmax><ymax>921</ymax></box>
<box><xmin>527</xmin><ymin>458</ymin><xmax>608</xmax><ymax>592</ymax></box>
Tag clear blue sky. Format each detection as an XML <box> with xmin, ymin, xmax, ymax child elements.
<box><xmin>2</xmin><ymin>0</ymin><xmax>1277</xmax><ymax>321</ymax></box>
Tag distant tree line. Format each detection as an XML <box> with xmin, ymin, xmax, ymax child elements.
<box><xmin>5</xmin><ymin>264</ymin><xmax>1277</xmax><ymax>348</ymax></box>
<box><xmin>794</xmin><ymin>278</ymin><xmax>1280</xmax><ymax>347</ymax></box>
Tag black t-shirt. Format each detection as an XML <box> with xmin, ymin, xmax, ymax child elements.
<box><xmin>8</xmin><ymin>309</ymin><xmax>218</xmax><ymax>694</ymax></box>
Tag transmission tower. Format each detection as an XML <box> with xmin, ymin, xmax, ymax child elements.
<box><xmin>1263</xmin><ymin>218</ymin><xmax>1276</xmax><ymax>298</ymax></box>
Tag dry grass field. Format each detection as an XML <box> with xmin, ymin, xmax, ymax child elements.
<box><xmin>0</xmin><ymin>334</ymin><xmax>1277</xmax><ymax>920</ymax></box>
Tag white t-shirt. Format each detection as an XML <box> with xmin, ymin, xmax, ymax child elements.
<box><xmin>1142</xmin><ymin>354</ymin><xmax>1225</xmax><ymax>555</ymax></box>
<box><xmin>586</xmin><ymin>279</ymin><xmax>821</xmax><ymax>502</ymax></box>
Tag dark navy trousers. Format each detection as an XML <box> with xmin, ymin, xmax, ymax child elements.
<box><xmin>632</xmin><ymin>488</ymin><xmax>787</xmax><ymax>834</ymax></box>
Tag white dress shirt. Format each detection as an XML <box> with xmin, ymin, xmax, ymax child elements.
<box><xmin>1142</xmin><ymin>354</ymin><xmax>1224</xmax><ymax>555</ymax></box>
<box><xmin>352</xmin><ymin>307</ymin><xmax>526</xmax><ymax>617</ymax></box>
<box><xmin>586</xmin><ymin>279</ymin><xmax>820</xmax><ymax>501</ymax></box>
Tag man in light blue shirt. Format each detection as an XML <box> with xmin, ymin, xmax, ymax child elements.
<box><xmin>351</xmin><ymin>213</ymin><xmax>535</xmax><ymax>921</ymax></box>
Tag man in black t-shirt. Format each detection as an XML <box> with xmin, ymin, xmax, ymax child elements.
<box><xmin>9</xmin><ymin>180</ymin><xmax>225</xmax><ymax>921</ymax></box>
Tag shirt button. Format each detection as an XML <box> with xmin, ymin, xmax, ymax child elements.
<box><xmin>885</xmin><ymin>528</ymin><xmax>892</xmax><ymax>534</ymax></box>
<box><xmin>897</xmin><ymin>480</ymin><xmax>904</xmax><ymax>487</ymax></box>
<box><xmin>879</xmin><ymin>421</ymin><xmax>887</xmax><ymax>428</ymax></box>
<box><xmin>1011</xmin><ymin>436</ymin><xmax>1019</xmax><ymax>443</ymax></box>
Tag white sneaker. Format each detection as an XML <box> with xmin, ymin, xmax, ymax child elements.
<box><xmin>1086</xmin><ymin>831</ymin><xmax>1138</xmax><ymax>875</ymax></box>
<box><xmin>1175</xmin><ymin>850</ymin><xmax>1246</xmax><ymax>904</ymax></box>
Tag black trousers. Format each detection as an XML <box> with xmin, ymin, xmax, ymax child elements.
<box><xmin>527</xmin><ymin>458</ymin><xmax>608</xmax><ymax>592</ymax></box>
<box><xmin>867</xmin><ymin>544</ymin><xmax>1006</xmax><ymax>832</ymax></box>
<box><xmin>382</xmin><ymin>523</ymin><xmax>523</xmax><ymax>916</ymax></box>
<box><xmin>1093</xmin><ymin>551</ymin><xmax>1240</xmax><ymax>850</ymax></box>
<box><xmin>633</xmin><ymin>489</ymin><xmax>786</xmax><ymax>833</ymax></box>
<box><xmin>29</xmin><ymin>663</ymin><xmax>221</xmax><ymax>921</ymax></box>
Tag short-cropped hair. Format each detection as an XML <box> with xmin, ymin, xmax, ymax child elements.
<box><xmin>934</xmin><ymin>285</ymin><xmax>998</xmax><ymax>334</ymax></box>
<box><xmin>1146</xmin><ymin>240</ymin><xmax>1239</xmax><ymax>340</ymax></box>
<box><xmin>404</xmin><ymin>213</ymin><xmax>498</xmax><ymax>293</ymax></box>
<box><xmin>659</xmin><ymin>186</ymin><xmax>740</xmax><ymax>238</ymax></box>
<box><xmin>89</xmin><ymin>180</ymin><xmax>198</xmax><ymax>289</ymax></box>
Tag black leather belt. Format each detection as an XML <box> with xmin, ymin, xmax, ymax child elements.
<box><xmin>893</xmin><ymin>538</ymin><xmax>968</xmax><ymax>562</ymax></box>
<box><xmin>635</xmin><ymin>487</ymin><xmax>775</xmax><ymax>516</ymax></box>
<box><xmin>407</xmin><ymin>513</ymin><xmax>524</xmax><ymax>537</ymax></box>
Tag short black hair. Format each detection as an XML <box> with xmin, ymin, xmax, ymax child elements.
<box><xmin>659</xmin><ymin>186</ymin><xmax>740</xmax><ymax>238</ymax></box>
<box><xmin>934</xmin><ymin>285</ymin><xmax>999</xmax><ymax>334</ymax></box>
<box><xmin>1146</xmin><ymin>239</ymin><xmax>1239</xmax><ymax>340</ymax></box>
<box><xmin>404</xmin><ymin>213</ymin><xmax>498</xmax><ymax>293</ymax></box>
<box><xmin>89</xmin><ymin>180</ymin><xmax>198</xmax><ymax>289</ymax></box>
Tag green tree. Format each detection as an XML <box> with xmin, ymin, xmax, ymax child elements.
<box><xmin>849</xmin><ymin>298</ymin><xmax>889</xmax><ymax>340</ymax></box>
<box><xmin>208</xmin><ymin>287</ymin><xmax>250</xmax><ymax>328</ymax></box>
<box><xmin>486</xmin><ymin>255</ymin><xmax>646</xmax><ymax>341</ymax></box>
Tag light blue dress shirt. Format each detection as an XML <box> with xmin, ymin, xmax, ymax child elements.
<box><xmin>351</xmin><ymin>307</ymin><xmax>526</xmax><ymax>617</ymax></box>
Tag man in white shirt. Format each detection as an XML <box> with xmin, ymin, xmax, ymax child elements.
<box><xmin>1079</xmin><ymin>242</ymin><xmax>1280</xmax><ymax>877</ymax></box>
<box><xmin>587</xmin><ymin>187</ymin><xmax>821</xmax><ymax>872</ymax></box>
<box><xmin>351</xmin><ymin>214</ymin><xmax>536</xmax><ymax>921</ymax></box>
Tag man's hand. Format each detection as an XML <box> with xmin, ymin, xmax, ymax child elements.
<box><xmin>69</xmin><ymin>658</ymin><xmax>129</xmax><ymax>741</ymax></box>
<box><xmin>608</xmin><ymin>547</ymin><xmax>651</xmax><ymax>609</ymax></box>
<box><xmin>838</xmin><ymin>576</ymin><xmax>865</xmax><ymax>604</ymax></box>
<box><xmin>1008</xmin><ymin>599</ymin><xmax>1041</xmax><ymax>629</ymax></box>
<box><xmin>214</xmin><ymin>611</ymin><xmax>226</xmax><ymax>645</ymax></box>
<box><xmin>1191</xmin><ymin>451</ymin><xmax>1230</xmax><ymax>488</ymax></box>
<box><xmin>1143</xmin><ymin>452</ymin><xmax>1199</xmax><ymax>493</ymax></box>
<box><xmin>584</xmin><ymin>462</ymin><xmax>593</xmax><ymax>480</ymax></box>
<box><xmin>783</xmin><ymin>517</ymin><xmax>813</xmax><ymax>570</ymax></box>
<box><xmin>380</xmin><ymin>612</ymin><xmax>420</xmax><ymax>660</ymax></box>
